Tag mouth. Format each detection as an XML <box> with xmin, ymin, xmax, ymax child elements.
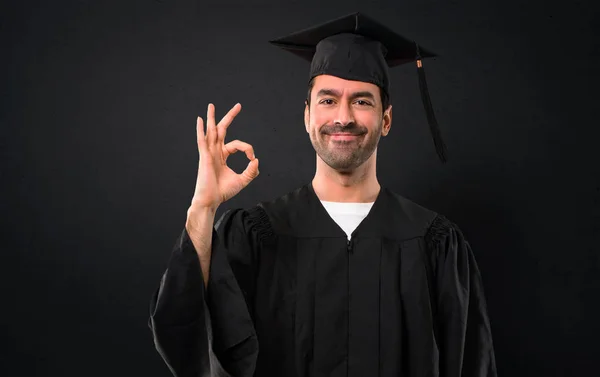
<box><xmin>327</xmin><ymin>133</ymin><xmax>362</xmax><ymax>141</ymax></box>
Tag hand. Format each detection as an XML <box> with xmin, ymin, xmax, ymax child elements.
<box><xmin>189</xmin><ymin>103</ymin><xmax>259</xmax><ymax>211</ymax></box>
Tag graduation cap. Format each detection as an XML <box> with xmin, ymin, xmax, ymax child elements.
<box><xmin>269</xmin><ymin>12</ymin><xmax>448</xmax><ymax>163</ymax></box>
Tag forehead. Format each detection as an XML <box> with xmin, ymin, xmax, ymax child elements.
<box><xmin>312</xmin><ymin>75</ymin><xmax>380</xmax><ymax>96</ymax></box>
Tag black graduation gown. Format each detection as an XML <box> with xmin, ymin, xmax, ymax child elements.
<box><xmin>149</xmin><ymin>183</ymin><xmax>497</xmax><ymax>377</ymax></box>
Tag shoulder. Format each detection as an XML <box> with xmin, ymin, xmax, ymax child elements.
<box><xmin>386</xmin><ymin>189</ymin><xmax>438</xmax><ymax>226</ymax></box>
<box><xmin>381</xmin><ymin>191</ymin><xmax>473</xmax><ymax>268</ymax></box>
<box><xmin>379</xmin><ymin>187</ymin><xmax>439</xmax><ymax>240</ymax></box>
<box><xmin>255</xmin><ymin>185</ymin><xmax>310</xmax><ymax>234</ymax></box>
<box><xmin>424</xmin><ymin>214</ymin><xmax>462</xmax><ymax>247</ymax></box>
<box><xmin>256</xmin><ymin>185</ymin><xmax>306</xmax><ymax>216</ymax></box>
<box><xmin>380</xmin><ymin>188</ymin><xmax>466</xmax><ymax>243</ymax></box>
<box><xmin>215</xmin><ymin>185</ymin><xmax>306</xmax><ymax>241</ymax></box>
<box><xmin>214</xmin><ymin>205</ymin><xmax>273</xmax><ymax>242</ymax></box>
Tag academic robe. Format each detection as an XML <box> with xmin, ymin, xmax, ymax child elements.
<box><xmin>149</xmin><ymin>183</ymin><xmax>497</xmax><ymax>377</ymax></box>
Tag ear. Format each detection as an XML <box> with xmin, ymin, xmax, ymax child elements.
<box><xmin>381</xmin><ymin>105</ymin><xmax>392</xmax><ymax>136</ymax></box>
<box><xmin>304</xmin><ymin>100</ymin><xmax>310</xmax><ymax>133</ymax></box>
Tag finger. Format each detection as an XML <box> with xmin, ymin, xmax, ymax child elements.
<box><xmin>239</xmin><ymin>158</ymin><xmax>260</xmax><ymax>186</ymax></box>
<box><xmin>196</xmin><ymin>116</ymin><xmax>207</xmax><ymax>151</ymax></box>
<box><xmin>223</xmin><ymin>140</ymin><xmax>255</xmax><ymax>161</ymax></box>
<box><xmin>216</xmin><ymin>103</ymin><xmax>241</xmax><ymax>144</ymax></box>
<box><xmin>217</xmin><ymin>103</ymin><xmax>241</xmax><ymax>130</ymax></box>
<box><xmin>206</xmin><ymin>103</ymin><xmax>216</xmax><ymax>127</ymax></box>
<box><xmin>206</xmin><ymin>103</ymin><xmax>217</xmax><ymax>146</ymax></box>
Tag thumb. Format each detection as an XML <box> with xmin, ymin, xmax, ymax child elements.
<box><xmin>240</xmin><ymin>158</ymin><xmax>259</xmax><ymax>185</ymax></box>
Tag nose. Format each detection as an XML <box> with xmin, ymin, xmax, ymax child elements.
<box><xmin>333</xmin><ymin>102</ymin><xmax>354</xmax><ymax>127</ymax></box>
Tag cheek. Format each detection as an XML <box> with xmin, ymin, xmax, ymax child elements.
<box><xmin>310</xmin><ymin>112</ymin><xmax>329</xmax><ymax>130</ymax></box>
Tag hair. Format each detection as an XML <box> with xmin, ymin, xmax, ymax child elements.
<box><xmin>305</xmin><ymin>77</ymin><xmax>390</xmax><ymax>116</ymax></box>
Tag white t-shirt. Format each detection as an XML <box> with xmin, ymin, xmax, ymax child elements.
<box><xmin>320</xmin><ymin>200</ymin><xmax>375</xmax><ymax>241</ymax></box>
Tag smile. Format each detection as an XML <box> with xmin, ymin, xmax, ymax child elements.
<box><xmin>327</xmin><ymin>133</ymin><xmax>361</xmax><ymax>141</ymax></box>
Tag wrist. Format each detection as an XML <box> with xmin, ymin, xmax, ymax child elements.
<box><xmin>186</xmin><ymin>206</ymin><xmax>217</xmax><ymax>230</ymax></box>
<box><xmin>188</xmin><ymin>204</ymin><xmax>218</xmax><ymax>215</ymax></box>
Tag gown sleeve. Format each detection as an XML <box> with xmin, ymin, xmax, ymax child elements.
<box><xmin>425</xmin><ymin>215</ymin><xmax>498</xmax><ymax>377</ymax></box>
<box><xmin>148</xmin><ymin>206</ymin><xmax>269</xmax><ymax>377</ymax></box>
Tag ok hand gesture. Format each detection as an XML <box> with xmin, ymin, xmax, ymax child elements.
<box><xmin>190</xmin><ymin>103</ymin><xmax>259</xmax><ymax>211</ymax></box>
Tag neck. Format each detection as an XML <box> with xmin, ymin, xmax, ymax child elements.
<box><xmin>311</xmin><ymin>151</ymin><xmax>380</xmax><ymax>203</ymax></box>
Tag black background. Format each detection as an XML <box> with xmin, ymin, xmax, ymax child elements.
<box><xmin>2</xmin><ymin>0</ymin><xmax>599</xmax><ymax>376</ymax></box>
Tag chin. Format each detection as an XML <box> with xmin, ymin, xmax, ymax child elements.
<box><xmin>323</xmin><ymin>156</ymin><xmax>365</xmax><ymax>172</ymax></box>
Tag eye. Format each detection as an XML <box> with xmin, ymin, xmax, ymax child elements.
<box><xmin>355</xmin><ymin>100</ymin><xmax>372</xmax><ymax>106</ymax></box>
<box><xmin>319</xmin><ymin>99</ymin><xmax>335</xmax><ymax>105</ymax></box>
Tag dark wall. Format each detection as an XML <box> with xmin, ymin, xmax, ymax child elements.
<box><xmin>2</xmin><ymin>0</ymin><xmax>598</xmax><ymax>376</ymax></box>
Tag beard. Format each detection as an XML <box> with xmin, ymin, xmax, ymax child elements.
<box><xmin>309</xmin><ymin>120</ymin><xmax>382</xmax><ymax>173</ymax></box>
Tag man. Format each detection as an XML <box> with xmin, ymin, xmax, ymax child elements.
<box><xmin>149</xmin><ymin>12</ymin><xmax>497</xmax><ymax>377</ymax></box>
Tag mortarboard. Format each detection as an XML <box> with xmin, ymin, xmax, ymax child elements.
<box><xmin>269</xmin><ymin>12</ymin><xmax>448</xmax><ymax>163</ymax></box>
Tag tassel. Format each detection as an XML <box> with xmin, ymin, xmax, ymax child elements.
<box><xmin>416</xmin><ymin>43</ymin><xmax>448</xmax><ymax>163</ymax></box>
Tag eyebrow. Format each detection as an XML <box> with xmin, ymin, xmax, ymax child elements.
<box><xmin>316</xmin><ymin>88</ymin><xmax>377</xmax><ymax>102</ymax></box>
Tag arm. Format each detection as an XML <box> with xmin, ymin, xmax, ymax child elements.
<box><xmin>148</xmin><ymin>103</ymin><xmax>260</xmax><ymax>377</ymax></box>
<box><xmin>186</xmin><ymin>206</ymin><xmax>217</xmax><ymax>288</ymax></box>
<box><xmin>149</xmin><ymin>227</ymin><xmax>211</xmax><ymax>377</ymax></box>
<box><xmin>149</xmin><ymin>208</ymin><xmax>259</xmax><ymax>377</ymax></box>
<box><xmin>426</xmin><ymin>215</ymin><xmax>497</xmax><ymax>377</ymax></box>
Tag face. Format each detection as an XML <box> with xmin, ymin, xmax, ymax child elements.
<box><xmin>304</xmin><ymin>75</ymin><xmax>392</xmax><ymax>173</ymax></box>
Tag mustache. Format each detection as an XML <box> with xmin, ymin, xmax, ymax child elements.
<box><xmin>321</xmin><ymin>123</ymin><xmax>367</xmax><ymax>135</ymax></box>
